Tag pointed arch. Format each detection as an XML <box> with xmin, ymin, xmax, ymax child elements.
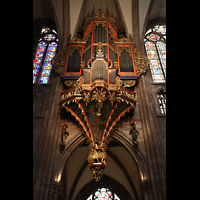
<box><xmin>66</xmin><ymin>147</ymin><xmax>140</xmax><ymax>200</ymax></box>
<box><xmin>112</xmin><ymin>130</ymin><xmax>150</xmax><ymax>183</ymax></box>
<box><xmin>74</xmin><ymin>175</ymin><xmax>133</xmax><ymax>200</ymax></box>
<box><xmin>52</xmin><ymin>128</ymin><xmax>151</xmax><ymax>191</ymax></box>
<box><xmin>53</xmin><ymin>132</ymin><xmax>85</xmax><ymax>182</ymax></box>
<box><xmin>33</xmin><ymin>41</ymin><xmax>47</xmax><ymax>83</ymax></box>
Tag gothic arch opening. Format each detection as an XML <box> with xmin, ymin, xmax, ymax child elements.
<box><xmin>59</xmin><ymin>141</ymin><xmax>140</xmax><ymax>200</ymax></box>
<box><xmin>52</xmin><ymin>127</ymin><xmax>151</xmax><ymax>200</ymax></box>
<box><xmin>74</xmin><ymin>175</ymin><xmax>133</xmax><ymax>200</ymax></box>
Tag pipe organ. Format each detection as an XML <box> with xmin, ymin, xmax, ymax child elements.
<box><xmin>53</xmin><ymin>7</ymin><xmax>149</xmax><ymax>181</ymax></box>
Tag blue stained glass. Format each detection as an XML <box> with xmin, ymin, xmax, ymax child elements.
<box><xmin>38</xmin><ymin>40</ymin><xmax>57</xmax><ymax>83</ymax></box>
<box><xmin>38</xmin><ymin>41</ymin><xmax>47</xmax><ymax>47</ymax></box>
<box><xmin>37</xmin><ymin>45</ymin><xmax>46</xmax><ymax>52</ymax></box>
<box><xmin>153</xmin><ymin>68</ymin><xmax>161</xmax><ymax>75</ymax></box>
<box><xmin>35</xmin><ymin>51</ymin><xmax>45</xmax><ymax>57</ymax></box>
<box><xmin>33</xmin><ymin>41</ymin><xmax>47</xmax><ymax>83</ymax></box>
<box><xmin>41</xmin><ymin>69</ymin><xmax>51</xmax><ymax>77</ymax></box>
<box><xmin>38</xmin><ymin>77</ymin><xmax>49</xmax><ymax>83</ymax></box>
<box><xmin>33</xmin><ymin>70</ymin><xmax>38</xmax><ymax>76</ymax></box>
<box><xmin>46</xmin><ymin>51</ymin><xmax>56</xmax><ymax>58</ymax></box>
<box><xmin>33</xmin><ymin>57</ymin><xmax>43</xmax><ymax>64</ymax></box>
<box><xmin>33</xmin><ymin>63</ymin><xmax>40</xmax><ymax>69</ymax></box>
<box><xmin>48</xmin><ymin>46</ymin><xmax>57</xmax><ymax>52</ymax></box>
<box><xmin>34</xmin><ymin>29</ymin><xmax>58</xmax><ymax>84</ymax></box>
<box><xmin>44</xmin><ymin>57</ymin><xmax>53</xmax><ymax>63</ymax></box>
<box><xmin>49</xmin><ymin>42</ymin><xmax>58</xmax><ymax>46</ymax></box>
<box><xmin>43</xmin><ymin>63</ymin><xmax>52</xmax><ymax>69</ymax></box>
<box><xmin>33</xmin><ymin>76</ymin><xmax>37</xmax><ymax>83</ymax></box>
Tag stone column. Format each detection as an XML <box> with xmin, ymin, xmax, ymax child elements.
<box><xmin>49</xmin><ymin>182</ymin><xmax>61</xmax><ymax>200</ymax></box>
<box><xmin>140</xmin><ymin>182</ymin><xmax>153</xmax><ymax>200</ymax></box>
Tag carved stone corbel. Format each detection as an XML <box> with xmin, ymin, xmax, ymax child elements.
<box><xmin>140</xmin><ymin>182</ymin><xmax>153</xmax><ymax>200</ymax></box>
<box><xmin>49</xmin><ymin>181</ymin><xmax>61</xmax><ymax>198</ymax></box>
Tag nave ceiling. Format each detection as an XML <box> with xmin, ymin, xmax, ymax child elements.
<box><xmin>56</xmin><ymin>122</ymin><xmax>141</xmax><ymax>200</ymax></box>
<box><xmin>33</xmin><ymin>0</ymin><xmax>166</xmax><ymax>50</ymax></box>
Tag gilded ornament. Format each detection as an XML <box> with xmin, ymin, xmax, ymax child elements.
<box><xmin>115</xmin><ymin>37</ymin><xmax>134</xmax><ymax>45</ymax></box>
<box><xmin>69</xmin><ymin>46</ymin><xmax>82</xmax><ymax>57</ymax></box>
<box><xmin>118</xmin><ymin>46</ymin><xmax>131</xmax><ymax>56</ymax></box>
<box><xmin>64</xmin><ymin>80</ymin><xmax>76</xmax><ymax>87</ymax></box>
<box><xmin>87</xmin><ymin>143</ymin><xmax>107</xmax><ymax>181</ymax></box>
<box><xmin>108</xmin><ymin>28</ymin><xmax>116</xmax><ymax>48</ymax></box>
<box><xmin>94</xmin><ymin>21</ymin><xmax>107</xmax><ymax>29</ymax></box>
<box><xmin>80</xmin><ymin>61</ymin><xmax>85</xmax><ymax>69</ymax></box>
<box><xmin>116</xmin><ymin>76</ymin><xmax>122</xmax><ymax>89</ymax></box>
<box><xmin>52</xmin><ymin>46</ymin><xmax>69</xmax><ymax>76</ymax></box>
<box><xmin>69</xmin><ymin>36</ymin><xmax>84</xmax><ymax>43</ymax></box>
<box><xmin>123</xmin><ymin>80</ymin><xmax>136</xmax><ymax>87</ymax></box>
<box><xmin>76</xmin><ymin>76</ymin><xmax>83</xmax><ymax>90</ymax></box>
<box><xmin>84</xmin><ymin>26</ymin><xmax>92</xmax><ymax>44</ymax></box>
<box><xmin>114</xmin><ymin>61</ymin><xmax>118</xmax><ymax>69</ymax></box>
<box><xmin>132</xmin><ymin>47</ymin><xmax>150</xmax><ymax>76</ymax></box>
<box><xmin>118</xmin><ymin>37</ymin><xmax>130</xmax><ymax>43</ymax></box>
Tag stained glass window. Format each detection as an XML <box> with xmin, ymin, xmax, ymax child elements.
<box><xmin>156</xmin><ymin>41</ymin><xmax>166</xmax><ymax>76</ymax></box>
<box><xmin>33</xmin><ymin>41</ymin><xmax>47</xmax><ymax>83</ymax></box>
<box><xmin>157</xmin><ymin>90</ymin><xmax>166</xmax><ymax>115</ymax></box>
<box><xmin>33</xmin><ymin>26</ymin><xmax>58</xmax><ymax>84</ymax></box>
<box><xmin>87</xmin><ymin>194</ymin><xmax>93</xmax><ymax>200</ymax></box>
<box><xmin>146</xmin><ymin>33</ymin><xmax>160</xmax><ymax>41</ymax></box>
<box><xmin>86</xmin><ymin>187</ymin><xmax>120</xmax><ymax>200</ymax></box>
<box><xmin>145</xmin><ymin>42</ymin><xmax>165</xmax><ymax>82</ymax></box>
<box><xmin>153</xmin><ymin>25</ymin><xmax>166</xmax><ymax>34</ymax></box>
<box><xmin>114</xmin><ymin>193</ymin><xmax>120</xmax><ymax>200</ymax></box>
<box><xmin>41</xmin><ymin>26</ymin><xmax>50</xmax><ymax>34</ymax></box>
<box><xmin>144</xmin><ymin>25</ymin><xmax>166</xmax><ymax>83</ymax></box>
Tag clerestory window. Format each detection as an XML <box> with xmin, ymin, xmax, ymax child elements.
<box><xmin>144</xmin><ymin>25</ymin><xmax>166</xmax><ymax>83</ymax></box>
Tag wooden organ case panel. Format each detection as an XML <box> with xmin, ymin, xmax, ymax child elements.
<box><xmin>62</xmin><ymin>9</ymin><xmax>141</xmax><ymax>79</ymax></box>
